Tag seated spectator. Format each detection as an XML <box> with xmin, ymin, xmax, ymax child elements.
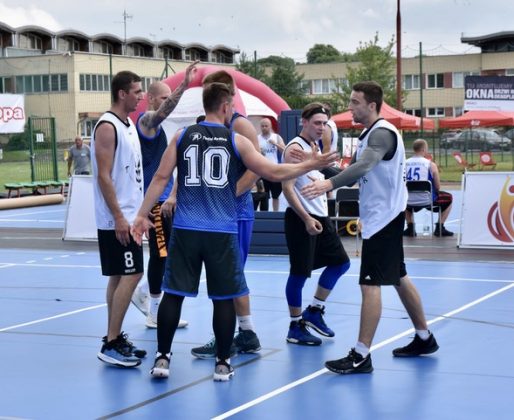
<box><xmin>404</xmin><ymin>139</ymin><xmax>454</xmax><ymax>237</ymax></box>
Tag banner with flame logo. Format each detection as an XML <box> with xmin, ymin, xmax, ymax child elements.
<box><xmin>459</xmin><ymin>172</ymin><xmax>514</xmax><ymax>249</ymax></box>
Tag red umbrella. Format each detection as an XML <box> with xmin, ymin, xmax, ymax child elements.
<box><xmin>439</xmin><ymin>110</ymin><xmax>514</xmax><ymax>129</ymax></box>
<box><xmin>332</xmin><ymin>102</ymin><xmax>435</xmax><ymax>130</ymax></box>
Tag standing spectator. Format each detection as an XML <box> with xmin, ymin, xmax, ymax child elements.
<box><xmin>91</xmin><ymin>71</ymin><xmax>145</xmax><ymax>368</ymax></box>
<box><xmin>404</xmin><ymin>139</ymin><xmax>454</xmax><ymax>237</ymax></box>
<box><xmin>282</xmin><ymin>103</ymin><xmax>350</xmax><ymax>346</ymax></box>
<box><xmin>67</xmin><ymin>136</ymin><xmax>91</xmax><ymax>176</ymax></box>
<box><xmin>302</xmin><ymin>81</ymin><xmax>438</xmax><ymax>374</ymax></box>
<box><xmin>258</xmin><ymin>117</ymin><xmax>286</xmax><ymax>211</ymax></box>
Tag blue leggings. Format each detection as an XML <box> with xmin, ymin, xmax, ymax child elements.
<box><xmin>285</xmin><ymin>262</ymin><xmax>350</xmax><ymax>307</ymax></box>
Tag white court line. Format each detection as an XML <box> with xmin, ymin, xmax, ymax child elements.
<box><xmin>0</xmin><ymin>209</ymin><xmax>65</xmax><ymax>218</ymax></box>
<box><xmin>212</xmin><ymin>281</ymin><xmax>514</xmax><ymax>420</ymax></box>
<box><xmin>0</xmin><ymin>303</ymin><xmax>106</xmax><ymax>333</ymax></box>
<box><xmin>0</xmin><ymin>263</ymin><xmax>15</xmax><ymax>269</ymax></box>
<box><xmin>1</xmin><ymin>263</ymin><xmax>100</xmax><ymax>268</ymax></box>
<box><xmin>0</xmin><ymin>219</ymin><xmax>63</xmax><ymax>223</ymax></box>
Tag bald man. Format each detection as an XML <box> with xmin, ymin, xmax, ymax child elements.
<box><xmin>131</xmin><ymin>62</ymin><xmax>198</xmax><ymax>329</ymax></box>
<box><xmin>258</xmin><ymin>118</ymin><xmax>286</xmax><ymax>211</ymax></box>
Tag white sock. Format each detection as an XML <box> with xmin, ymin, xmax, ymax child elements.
<box><xmin>237</xmin><ymin>315</ymin><xmax>255</xmax><ymax>331</ymax></box>
<box><xmin>149</xmin><ymin>296</ymin><xmax>161</xmax><ymax>317</ymax></box>
<box><xmin>290</xmin><ymin>315</ymin><xmax>302</xmax><ymax>323</ymax></box>
<box><xmin>416</xmin><ymin>329</ymin><xmax>430</xmax><ymax>340</ymax></box>
<box><xmin>355</xmin><ymin>341</ymin><xmax>370</xmax><ymax>358</ymax></box>
<box><xmin>311</xmin><ymin>297</ymin><xmax>325</xmax><ymax>309</ymax></box>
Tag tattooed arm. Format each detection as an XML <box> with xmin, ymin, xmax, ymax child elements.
<box><xmin>138</xmin><ymin>60</ymin><xmax>198</xmax><ymax>131</ymax></box>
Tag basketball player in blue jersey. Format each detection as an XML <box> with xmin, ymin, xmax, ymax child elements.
<box><xmin>302</xmin><ymin>81</ymin><xmax>438</xmax><ymax>374</ymax></box>
<box><xmin>131</xmin><ymin>82</ymin><xmax>338</xmax><ymax>381</ymax></box>
<box><xmin>190</xmin><ymin>70</ymin><xmax>262</xmax><ymax>359</ymax></box>
<box><xmin>131</xmin><ymin>61</ymin><xmax>198</xmax><ymax>330</ymax></box>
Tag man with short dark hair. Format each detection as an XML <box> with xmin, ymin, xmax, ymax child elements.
<box><xmin>302</xmin><ymin>81</ymin><xmax>439</xmax><ymax>374</ymax></box>
<box><xmin>92</xmin><ymin>70</ymin><xmax>145</xmax><ymax>368</ymax></box>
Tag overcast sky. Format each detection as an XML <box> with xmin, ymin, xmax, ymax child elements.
<box><xmin>1</xmin><ymin>0</ymin><xmax>512</xmax><ymax>61</ymax></box>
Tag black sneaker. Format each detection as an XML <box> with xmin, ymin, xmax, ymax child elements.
<box><xmin>118</xmin><ymin>332</ymin><xmax>147</xmax><ymax>359</ymax></box>
<box><xmin>403</xmin><ymin>226</ymin><xmax>416</xmax><ymax>237</ymax></box>
<box><xmin>97</xmin><ymin>336</ymin><xmax>141</xmax><ymax>368</ymax></box>
<box><xmin>325</xmin><ymin>348</ymin><xmax>373</xmax><ymax>374</ymax></box>
<box><xmin>392</xmin><ymin>333</ymin><xmax>439</xmax><ymax>357</ymax></box>
<box><xmin>434</xmin><ymin>225</ymin><xmax>454</xmax><ymax>237</ymax></box>
<box><xmin>233</xmin><ymin>328</ymin><xmax>261</xmax><ymax>354</ymax></box>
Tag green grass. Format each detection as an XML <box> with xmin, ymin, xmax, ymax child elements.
<box><xmin>0</xmin><ymin>159</ymin><xmax>68</xmax><ymax>192</ymax></box>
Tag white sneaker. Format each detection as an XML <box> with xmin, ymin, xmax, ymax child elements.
<box><xmin>145</xmin><ymin>312</ymin><xmax>157</xmax><ymax>329</ymax></box>
<box><xmin>150</xmin><ymin>352</ymin><xmax>170</xmax><ymax>378</ymax></box>
<box><xmin>131</xmin><ymin>285</ymin><xmax>149</xmax><ymax>316</ymax></box>
<box><xmin>145</xmin><ymin>314</ymin><xmax>188</xmax><ymax>329</ymax></box>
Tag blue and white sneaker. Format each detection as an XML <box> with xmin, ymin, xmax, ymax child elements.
<box><xmin>302</xmin><ymin>305</ymin><xmax>335</xmax><ymax>337</ymax></box>
<box><xmin>97</xmin><ymin>336</ymin><xmax>141</xmax><ymax>368</ymax></box>
<box><xmin>286</xmin><ymin>320</ymin><xmax>322</xmax><ymax>346</ymax></box>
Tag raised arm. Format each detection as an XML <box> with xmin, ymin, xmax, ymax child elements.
<box><xmin>138</xmin><ymin>61</ymin><xmax>198</xmax><ymax>131</ymax></box>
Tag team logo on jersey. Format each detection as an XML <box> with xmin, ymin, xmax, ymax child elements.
<box><xmin>190</xmin><ymin>132</ymin><xmax>203</xmax><ymax>142</ymax></box>
<box><xmin>486</xmin><ymin>176</ymin><xmax>514</xmax><ymax>243</ymax></box>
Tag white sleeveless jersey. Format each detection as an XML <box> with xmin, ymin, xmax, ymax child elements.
<box><xmin>326</xmin><ymin>120</ymin><xmax>338</xmax><ymax>152</ymax></box>
<box><xmin>258</xmin><ymin>133</ymin><xmax>280</xmax><ymax>164</ymax></box>
<box><xmin>355</xmin><ymin>119</ymin><xmax>407</xmax><ymax>238</ymax></box>
<box><xmin>405</xmin><ymin>156</ymin><xmax>432</xmax><ymax>182</ymax></box>
<box><xmin>281</xmin><ymin>136</ymin><xmax>327</xmax><ymax>217</ymax></box>
<box><xmin>91</xmin><ymin>111</ymin><xmax>144</xmax><ymax>229</ymax></box>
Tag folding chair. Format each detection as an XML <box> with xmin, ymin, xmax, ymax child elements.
<box><xmin>331</xmin><ymin>187</ymin><xmax>360</xmax><ymax>256</ymax></box>
<box><xmin>479</xmin><ymin>151</ymin><xmax>497</xmax><ymax>170</ymax></box>
<box><xmin>452</xmin><ymin>152</ymin><xmax>476</xmax><ymax>170</ymax></box>
<box><xmin>406</xmin><ymin>180</ymin><xmax>441</xmax><ymax>237</ymax></box>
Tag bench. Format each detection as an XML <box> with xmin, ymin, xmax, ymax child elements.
<box><xmin>4</xmin><ymin>180</ymin><xmax>69</xmax><ymax>198</ymax></box>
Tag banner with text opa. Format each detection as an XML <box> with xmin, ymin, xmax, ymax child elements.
<box><xmin>464</xmin><ymin>76</ymin><xmax>514</xmax><ymax>112</ymax></box>
<box><xmin>0</xmin><ymin>94</ymin><xmax>25</xmax><ymax>133</ymax></box>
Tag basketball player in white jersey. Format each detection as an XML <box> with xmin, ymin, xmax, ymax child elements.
<box><xmin>302</xmin><ymin>81</ymin><xmax>439</xmax><ymax>374</ymax></box>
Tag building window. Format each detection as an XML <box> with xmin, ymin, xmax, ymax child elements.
<box><xmin>454</xmin><ymin>107</ymin><xmax>463</xmax><ymax>117</ymax></box>
<box><xmin>453</xmin><ymin>71</ymin><xmax>479</xmax><ymax>88</ymax></box>
<box><xmin>28</xmin><ymin>34</ymin><xmax>43</xmax><ymax>50</ymax></box>
<box><xmin>80</xmin><ymin>119</ymin><xmax>99</xmax><ymax>138</ymax></box>
<box><xmin>311</xmin><ymin>78</ymin><xmax>342</xmax><ymax>95</ymax></box>
<box><xmin>405</xmin><ymin>108</ymin><xmax>421</xmax><ymax>117</ymax></box>
<box><xmin>506</xmin><ymin>68</ymin><xmax>514</xmax><ymax>76</ymax></box>
<box><xmin>427</xmin><ymin>73</ymin><xmax>444</xmax><ymax>89</ymax></box>
<box><xmin>427</xmin><ymin>107</ymin><xmax>445</xmax><ymax>117</ymax></box>
<box><xmin>403</xmin><ymin>74</ymin><xmax>420</xmax><ymax>90</ymax></box>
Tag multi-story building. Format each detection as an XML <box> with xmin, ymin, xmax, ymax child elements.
<box><xmin>0</xmin><ymin>21</ymin><xmax>239</xmax><ymax>142</ymax></box>
<box><xmin>296</xmin><ymin>32</ymin><xmax>514</xmax><ymax>121</ymax></box>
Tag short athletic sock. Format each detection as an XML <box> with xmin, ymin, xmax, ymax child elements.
<box><xmin>290</xmin><ymin>315</ymin><xmax>302</xmax><ymax>323</ymax></box>
<box><xmin>416</xmin><ymin>329</ymin><xmax>430</xmax><ymax>340</ymax></box>
<box><xmin>237</xmin><ymin>315</ymin><xmax>255</xmax><ymax>332</ymax></box>
<box><xmin>149</xmin><ymin>296</ymin><xmax>161</xmax><ymax>317</ymax></box>
<box><xmin>355</xmin><ymin>341</ymin><xmax>370</xmax><ymax>358</ymax></box>
<box><xmin>311</xmin><ymin>297</ymin><xmax>326</xmax><ymax>309</ymax></box>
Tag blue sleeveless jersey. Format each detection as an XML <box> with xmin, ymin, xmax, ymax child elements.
<box><xmin>136</xmin><ymin>114</ymin><xmax>173</xmax><ymax>201</ymax></box>
<box><xmin>173</xmin><ymin>121</ymin><xmax>244</xmax><ymax>233</ymax></box>
<box><xmin>229</xmin><ymin>113</ymin><xmax>255</xmax><ymax>221</ymax></box>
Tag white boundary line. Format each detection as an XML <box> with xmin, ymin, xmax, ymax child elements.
<box><xmin>212</xmin><ymin>282</ymin><xmax>514</xmax><ymax>420</ymax></box>
<box><xmin>0</xmin><ymin>304</ymin><xmax>106</xmax><ymax>333</ymax></box>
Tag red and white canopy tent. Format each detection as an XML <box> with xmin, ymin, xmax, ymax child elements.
<box><xmin>131</xmin><ymin>65</ymin><xmax>290</xmax><ymax>135</ymax></box>
<box><xmin>439</xmin><ymin>110</ymin><xmax>514</xmax><ymax>129</ymax></box>
<box><xmin>332</xmin><ymin>102</ymin><xmax>435</xmax><ymax>131</ymax></box>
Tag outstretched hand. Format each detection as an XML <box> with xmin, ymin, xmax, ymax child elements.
<box><xmin>130</xmin><ymin>215</ymin><xmax>154</xmax><ymax>246</ymax></box>
<box><xmin>301</xmin><ymin>178</ymin><xmax>333</xmax><ymax>200</ymax></box>
<box><xmin>308</xmin><ymin>142</ymin><xmax>339</xmax><ymax>168</ymax></box>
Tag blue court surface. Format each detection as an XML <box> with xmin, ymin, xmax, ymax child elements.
<box><xmin>0</xmin><ymin>198</ymin><xmax>513</xmax><ymax>420</ymax></box>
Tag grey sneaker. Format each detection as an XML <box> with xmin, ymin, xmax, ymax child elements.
<box><xmin>213</xmin><ymin>359</ymin><xmax>234</xmax><ymax>382</ymax></box>
<box><xmin>150</xmin><ymin>352</ymin><xmax>170</xmax><ymax>378</ymax></box>
<box><xmin>233</xmin><ymin>328</ymin><xmax>261</xmax><ymax>354</ymax></box>
<box><xmin>191</xmin><ymin>337</ymin><xmax>236</xmax><ymax>359</ymax></box>
<box><xmin>131</xmin><ymin>285</ymin><xmax>148</xmax><ymax>316</ymax></box>
<box><xmin>97</xmin><ymin>336</ymin><xmax>141</xmax><ymax>368</ymax></box>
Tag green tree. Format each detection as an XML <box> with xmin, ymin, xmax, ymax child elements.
<box><xmin>236</xmin><ymin>52</ymin><xmax>267</xmax><ymax>81</ymax></box>
<box><xmin>266</xmin><ymin>59</ymin><xmax>305</xmax><ymax>98</ymax></box>
<box><xmin>306</xmin><ymin>44</ymin><xmax>344</xmax><ymax>64</ymax></box>
<box><xmin>335</xmin><ymin>33</ymin><xmax>402</xmax><ymax>108</ymax></box>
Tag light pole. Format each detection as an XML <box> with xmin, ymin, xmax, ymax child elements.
<box><xmin>396</xmin><ymin>0</ymin><xmax>402</xmax><ymax>111</ymax></box>
<box><xmin>122</xmin><ymin>9</ymin><xmax>132</xmax><ymax>54</ymax></box>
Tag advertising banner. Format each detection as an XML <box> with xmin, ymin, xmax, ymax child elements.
<box><xmin>459</xmin><ymin>172</ymin><xmax>514</xmax><ymax>249</ymax></box>
<box><xmin>464</xmin><ymin>76</ymin><xmax>514</xmax><ymax>111</ymax></box>
<box><xmin>0</xmin><ymin>94</ymin><xmax>25</xmax><ymax>133</ymax></box>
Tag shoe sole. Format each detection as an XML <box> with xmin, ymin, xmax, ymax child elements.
<box><xmin>325</xmin><ymin>364</ymin><xmax>374</xmax><ymax>374</ymax></box>
<box><xmin>150</xmin><ymin>367</ymin><xmax>169</xmax><ymax>378</ymax></box>
<box><xmin>213</xmin><ymin>371</ymin><xmax>234</xmax><ymax>381</ymax></box>
<box><xmin>178</xmin><ymin>320</ymin><xmax>189</xmax><ymax>329</ymax></box>
<box><xmin>392</xmin><ymin>345</ymin><xmax>439</xmax><ymax>358</ymax></box>
<box><xmin>237</xmin><ymin>346</ymin><xmax>262</xmax><ymax>354</ymax></box>
<box><xmin>303</xmin><ymin>321</ymin><xmax>335</xmax><ymax>338</ymax></box>
<box><xmin>286</xmin><ymin>337</ymin><xmax>321</xmax><ymax>346</ymax></box>
<box><xmin>97</xmin><ymin>352</ymin><xmax>141</xmax><ymax>368</ymax></box>
<box><xmin>145</xmin><ymin>322</ymin><xmax>157</xmax><ymax>329</ymax></box>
